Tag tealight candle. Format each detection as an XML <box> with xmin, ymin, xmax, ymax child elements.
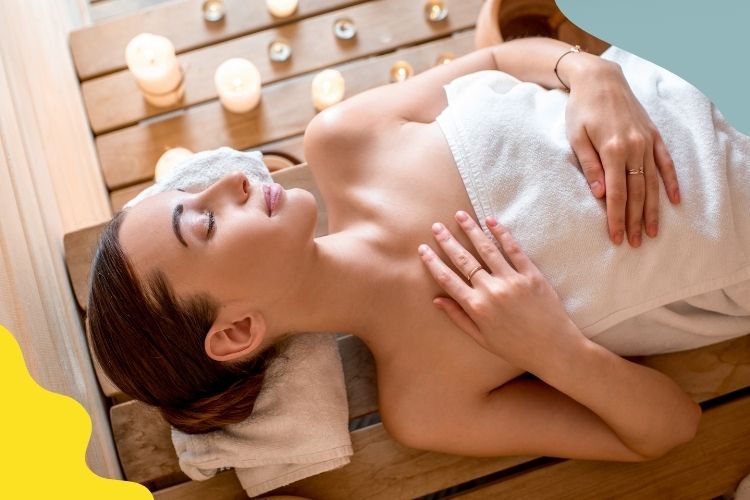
<box><xmin>154</xmin><ymin>147</ymin><xmax>194</xmax><ymax>181</ymax></box>
<box><xmin>435</xmin><ymin>52</ymin><xmax>454</xmax><ymax>66</ymax></box>
<box><xmin>311</xmin><ymin>69</ymin><xmax>346</xmax><ymax>111</ymax></box>
<box><xmin>266</xmin><ymin>0</ymin><xmax>298</xmax><ymax>18</ymax></box>
<box><xmin>424</xmin><ymin>0</ymin><xmax>448</xmax><ymax>22</ymax></box>
<box><xmin>125</xmin><ymin>33</ymin><xmax>182</xmax><ymax>95</ymax></box>
<box><xmin>389</xmin><ymin>61</ymin><xmax>414</xmax><ymax>83</ymax></box>
<box><xmin>214</xmin><ymin>58</ymin><xmax>262</xmax><ymax>113</ymax></box>
<box><xmin>201</xmin><ymin>0</ymin><xmax>225</xmax><ymax>22</ymax></box>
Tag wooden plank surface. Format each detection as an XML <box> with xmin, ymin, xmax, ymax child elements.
<box><xmin>453</xmin><ymin>391</ymin><xmax>750</xmax><ymax>500</ymax></box>
<box><xmin>112</xmin><ymin>333</ymin><xmax>750</xmax><ymax>493</ymax></box>
<box><xmin>71</xmin><ymin>0</ymin><xmax>367</xmax><ymax>80</ymax></box>
<box><xmin>81</xmin><ymin>0</ymin><xmax>481</xmax><ymax>134</ymax></box>
<box><xmin>111</xmin><ymin>334</ymin><xmax>377</xmax><ymax>488</ymax></box>
<box><xmin>96</xmin><ymin>30</ymin><xmax>476</xmax><ymax>190</ymax></box>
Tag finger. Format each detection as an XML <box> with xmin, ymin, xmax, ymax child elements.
<box><xmin>433</xmin><ymin>297</ymin><xmax>484</xmax><ymax>345</ymax></box>
<box><xmin>431</xmin><ymin>222</ymin><xmax>488</xmax><ymax>284</ymax></box>
<box><xmin>418</xmin><ymin>243</ymin><xmax>474</xmax><ymax>307</ymax></box>
<box><xmin>570</xmin><ymin>129</ymin><xmax>605</xmax><ymax>198</ymax></box>
<box><xmin>454</xmin><ymin>211</ymin><xmax>515</xmax><ymax>276</ymax></box>
<box><xmin>653</xmin><ymin>132</ymin><xmax>680</xmax><ymax>204</ymax></box>
<box><xmin>625</xmin><ymin>154</ymin><xmax>646</xmax><ymax>247</ymax></box>
<box><xmin>486</xmin><ymin>217</ymin><xmax>538</xmax><ymax>275</ymax></box>
<box><xmin>643</xmin><ymin>146</ymin><xmax>660</xmax><ymax>238</ymax></box>
<box><xmin>601</xmin><ymin>144</ymin><xmax>627</xmax><ymax>245</ymax></box>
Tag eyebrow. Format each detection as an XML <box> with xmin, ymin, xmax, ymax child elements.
<box><xmin>172</xmin><ymin>203</ymin><xmax>188</xmax><ymax>247</ymax></box>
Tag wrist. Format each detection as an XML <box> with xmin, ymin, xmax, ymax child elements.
<box><xmin>557</xmin><ymin>51</ymin><xmax>611</xmax><ymax>90</ymax></box>
<box><xmin>527</xmin><ymin>319</ymin><xmax>592</xmax><ymax>378</ymax></box>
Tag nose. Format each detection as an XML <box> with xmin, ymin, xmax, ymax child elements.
<box><xmin>200</xmin><ymin>171</ymin><xmax>249</xmax><ymax>204</ymax></box>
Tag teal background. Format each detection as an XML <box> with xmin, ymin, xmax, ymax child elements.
<box><xmin>556</xmin><ymin>0</ymin><xmax>750</xmax><ymax>136</ymax></box>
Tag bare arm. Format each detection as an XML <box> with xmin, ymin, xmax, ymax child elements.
<box><xmin>419</xmin><ymin>212</ymin><xmax>701</xmax><ymax>459</ymax></box>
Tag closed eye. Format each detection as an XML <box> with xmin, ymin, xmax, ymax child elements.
<box><xmin>205</xmin><ymin>210</ymin><xmax>215</xmax><ymax>239</ymax></box>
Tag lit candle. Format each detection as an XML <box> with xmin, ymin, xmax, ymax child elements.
<box><xmin>311</xmin><ymin>69</ymin><xmax>346</xmax><ymax>111</ymax></box>
<box><xmin>125</xmin><ymin>33</ymin><xmax>182</xmax><ymax>95</ymax></box>
<box><xmin>266</xmin><ymin>0</ymin><xmax>298</xmax><ymax>18</ymax></box>
<box><xmin>389</xmin><ymin>61</ymin><xmax>414</xmax><ymax>83</ymax></box>
<box><xmin>214</xmin><ymin>58</ymin><xmax>262</xmax><ymax>113</ymax></box>
<box><xmin>435</xmin><ymin>52</ymin><xmax>455</xmax><ymax>65</ymax></box>
<box><xmin>154</xmin><ymin>147</ymin><xmax>194</xmax><ymax>181</ymax></box>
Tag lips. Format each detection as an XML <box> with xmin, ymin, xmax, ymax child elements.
<box><xmin>263</xmin><ymin>183</ymin><xmax>283</xmax><ymax>216</ymax></box>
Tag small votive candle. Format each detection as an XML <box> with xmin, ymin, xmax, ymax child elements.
<box><xmin>389</xmin><ymin>61</ymin><xmax>414</xmax><ymax>83</ymax></box>
<box><xmin>311</xmin><ymin>69</ymin><xmax>346</xmax><ymax>111</ymax></box>
<box><xmin>214</xmin><ymin>58</ymin><xmax>262</xmax><ymax>113</ymax></box>
<box><xmin>424</xmin><ymin>0</ymin><xmax>448</xmax><ymax>22</ymax></box>
<box><xmin>155</xmin><ymin>147</ymin><xmax>194</xmax><ymax>181</ymax></box>
<box><xmin>266</xmin><ymin>0</ymin><xmax>298</xmax><ymax>18</ymax></box>
<box><xmin>125</xmin><ymin>33</ymin><xmax>182</xmax><ymax>96</ymax></box>
<box><xmin>435</xmin><ymin>52</ymin><xmax>454</xmax><ymax>65</ymax></box>
<box><xmin>201</xmin><ymin>0</ymin><xmax>225</xmax><ymax>22</ymax></box>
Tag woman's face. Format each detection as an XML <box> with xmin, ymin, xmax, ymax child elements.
<box><xmin>118</xmin><ymin>171</ymin><xmax>318</xmax><ymax>312</ymax></box>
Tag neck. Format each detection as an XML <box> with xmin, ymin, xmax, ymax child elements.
<box><xmin>264</xmin><ymin>228</ymin><xmax>390</xmax><ymax>348</ymax></box>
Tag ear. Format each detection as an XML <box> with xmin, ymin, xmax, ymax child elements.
<box><xmin>204</xmin><ymin>313</ymin><xmax>267</xmax><ymax>362</ymax></box>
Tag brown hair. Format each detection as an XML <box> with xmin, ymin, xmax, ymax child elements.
<box><xmin>86</xmin><ymin>210</ymin><xmax>281</xmax><ymax>434</ymax></box>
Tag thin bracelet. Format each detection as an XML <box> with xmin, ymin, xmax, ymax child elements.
<box><xmin>554</xmin><ymin>44</ymin><xmax>581</xmax><ymax>92</ymax></box>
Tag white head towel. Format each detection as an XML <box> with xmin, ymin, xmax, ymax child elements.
<box><xmin>123</xmin><ymin>147</ymin><xmax>353</xmax><ymax>496</ymax></box>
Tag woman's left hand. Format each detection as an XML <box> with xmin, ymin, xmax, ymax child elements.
<box><xmin>564</xmin><ymin>56</ymin><xmax>681</xmax><ymax>248</ymax></box>
<box><xmin>418</xmin><ymin>211</ymin><xmax>584</xmax><ymax>372</ymax></box>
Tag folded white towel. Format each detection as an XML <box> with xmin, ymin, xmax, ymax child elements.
<box><xmin>123</xmin><ymin>147</ymin><xmax>353</xmax><ymax>496</ymax></box>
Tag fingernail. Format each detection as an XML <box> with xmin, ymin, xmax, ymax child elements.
<box><xmin>631</xmin><ymin>232</ymin><xmax>641</xmax><ymax>247</ymax></box>
<box><xmin>455</xmin><ymin>211</ymin><xmax>468</xmax><ymax>222</ymax></box>
<box><xmin>432</xmin><ymin>222</ymin><xmax>444</xmax><ymax>234</ymax></box>
<box><xmin>486</xmin><ymin>216</ymin><xmax>498</xmax><ymax>227</ymax></box>
<box><xmin>647</xmin><ymin>223</ymin><xmax>658</xmax><ymax>238</ymax></box>
<box><xmin>614</xmin><ymin>231</ymin><xmax>624</xmax><ymax>245</ymax></box>
<box><xmin>590</xmin><ymin>180</ymin><xmax>602</xmax><ymax>196</ymax></box>
<box><xmin>418</xmin><ymin>244</ymin><xmax>428</xmax><ymax>256</ymax></box>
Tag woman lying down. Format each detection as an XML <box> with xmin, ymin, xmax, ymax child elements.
<box><xmin>88</xmin><ymin>37</ymin><xmax>750</xmax><ymax>462</ymax></box>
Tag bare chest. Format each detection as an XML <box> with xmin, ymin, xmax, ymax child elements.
<box><xmin>319</xmin><ymin>121</ymin><xmax>525</xmax><ymax>420</ymax></box>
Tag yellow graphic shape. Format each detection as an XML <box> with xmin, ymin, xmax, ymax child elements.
<box><xmin>0</xmin><ymin>325</ymin><xmax>152</xmax><ymax>499</ymax></box>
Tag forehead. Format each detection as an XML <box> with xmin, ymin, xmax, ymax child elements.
<box><xmin>119</xmin><ymin>190</ymin><xmax>184</xmax><ymax>277</ymax></box>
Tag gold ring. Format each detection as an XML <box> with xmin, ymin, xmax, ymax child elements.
<box><xmin>467</xmin><ymin>265</ymin><xmax>483</xmax><ymax>282</ymax></box>
<box><xmin>627</xmin><ymin>167</ymin><xmax>645</xmax><ymax>175</ymax></box>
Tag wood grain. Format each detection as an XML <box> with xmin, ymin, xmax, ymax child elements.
<box><xmin>111</xmin><ymin>334</ymin><xmax>377</xmax><ymax>488</ymax></box>
<box><xmin>453</xmin><ymin>392</ymin><xmax>750</xmax><ymax>499</ymax></box>
<box><xmin>81</xmin><ymin>0</ymin><xmax>481</xmax><ymax>133</ymax></box>
<box><xmin>109</xmin><ymin>333</ymin><xmax>750</xmax><ymax>491</ymax></box>
<box><xmin>71</xmin><ymin>0</ymin><xmax>367</xmax><ymax>80</ymax></box>
<box><xmin>96</xmin><ymin>31</ymin><xmax>476</xmax><ymax>190</ymax></box>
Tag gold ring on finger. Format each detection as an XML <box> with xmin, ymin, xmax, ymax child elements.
<box><xmin>466</xmin><ymin>265</ymin><xmax>484</xmax><ymax>282</ymax></box>
<box><xmin>627</xmin><ymin>167</ymin><xmax>644</xmax><ymax>175</ymax></box>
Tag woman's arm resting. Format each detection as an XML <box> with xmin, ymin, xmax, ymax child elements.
<box><xmin>420</xmin><ymin>212</ymin><xmax>700</xmax><ymax>459</ymax></box>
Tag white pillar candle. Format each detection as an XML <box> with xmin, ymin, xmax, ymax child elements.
<box><xmin>266</xmin><ymin>0</ymin><xmax>298</xmax><ymax>18</ymax></box>
<box><xmin>125</xmin><ymin>33</ymin><xmax>182</xmax><ymax>95</ymax></box>
<box><xmin>214</xmin><ymin>58</ymin><xmax>262</xmax><ymax>113</ymax></box>
<box><xmin>154</xmin><ymin>147</ymin><xmax>194</xmax><ymax>181</ymax></box>
<box><xmin>311</xmin><ymin>69</ymin><xmax>345</xmax><ymax>112</ymax></box>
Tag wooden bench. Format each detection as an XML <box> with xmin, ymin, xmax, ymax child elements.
<box><xmin>66</xmin><ymin>0</ymin><xmax>750</xmax><ymax>496</ymax></box>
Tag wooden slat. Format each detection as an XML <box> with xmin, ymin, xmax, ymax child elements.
<box><xmin>108</xmin><ymin>135</ymin><xmax>306</xmax><ymax>212</ymax></box>
<box><xmin>65</xmin><ymin>163</ymin><xmax>321</xmax><ymax>311</ymax></box>
<box><xmin>71</xmin><ymin>0</ymin><xmax>367</xmax><ymax>80</ymax></box>
<box><xmin>111</xmin><ymin>334</ymin><xmax>376</xmax><ymax>488</ymax></box>
<box><xmin>96</xmin><ymin>30</ymin><xmax>477</xmax><ymax>190</ymax></box>
<box><xmin>81</xmin><ymin>0</ymin><xmax>481</xmax><ymax>134</ymax></box>
<box><xmin>453</xmin><ymin>392</ymin><xmax>750</xmax><ymax>499</ymax></box>
<box><xmin>114</xmin><ymin>334</ymin><xmax>750</xmax><ymax>492</ymax></box>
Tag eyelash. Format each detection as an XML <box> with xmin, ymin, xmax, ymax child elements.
<box><xmin>205</xmin><ymin>210</ymin><xmax>215</xmax><ymax>239</ymax></box>
<box><xmin>176</xmin><ymin>189</ymin><xmax>214</xmax><ymax>239</ymax></box>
